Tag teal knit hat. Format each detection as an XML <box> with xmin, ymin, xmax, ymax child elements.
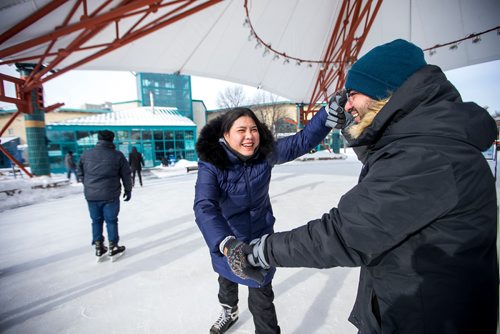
<box><xmin>345</xmin><ymin>39</ymin><xmax>426</xmax><ymax>100</ymax></box>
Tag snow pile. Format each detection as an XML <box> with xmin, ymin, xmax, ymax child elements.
<box><xmin>148</xmin><ymin>159</ymin><xmax>198</xmax><ymax>178</ymax></box>
<box><xmin>0</xmin><ymin>174</ymin><xmax>83</xmax><ymax>212</ymax></box>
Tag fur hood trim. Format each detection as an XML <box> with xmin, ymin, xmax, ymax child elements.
<box><xmin>196</xmin><ymin>115</ymin><xmax>274</xmax><ymax>169</ymax></box>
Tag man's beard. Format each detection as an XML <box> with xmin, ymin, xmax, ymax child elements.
<box><xmin>346</xmin><ymin>98</ymin><xmax>389</xmax><ymax>139</ymax></box>
<box><xmin>347</xmin><ymin>109</ymin><xmax>378</xmax><ymax>139</ymax></box>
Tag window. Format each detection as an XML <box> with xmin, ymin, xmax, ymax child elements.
<box><xmin>142</xmin><ymin>130</ymin><xmax>152</xmax><ymax>140</ymax></box>
<box><xmin>153</xmin><ymin>131</ymin><xmax>163</xmax><ymax>140</ymax></box>
<box><xmin>175</xmin><ymin>131</ymin><xmax>184</xmax><ymax>140</ymax></box>
<box><xmin>117</xmin><ymin>130</ymin><xmax>129</xmax><ymax>140</ymax></box>
<box><xmin>131</xmin><ymin>130</ymin><xmax>141</xmax><ymax>140</ymax></box>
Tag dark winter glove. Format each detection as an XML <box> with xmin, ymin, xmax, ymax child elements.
<box><xmin>220</xmin><ymin>236</ymin><xmax>265</xmax><ymax>284</ymax></box>
<box><xmin>123</xmin><ymin>191</ymin><xmax>131</xmax><ymax>202</ymax></box>
<box><xmin>325</xmin><ymin>89</ymin><xmax>348</xmax><ymax>129</ymax></box>
<box><xmin>247</xmin><ymin>235</ymin><xmax>270</xmax><ymax>269</ymax></box>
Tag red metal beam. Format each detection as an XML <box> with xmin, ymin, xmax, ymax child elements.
<box><xmin>300</xmin><ymin>0</ymin><xmax>383</xmax><ymax>125</ymax></box>
<box><xmin>0</xmin><ymin>0</ymin><xmax>223</xmax><ymax>101</ymax></box>
<box><xmin>0</xmin><ymin>0</ymin><xmax>222</xmax><ymax>93</ymax></box>
<box><xmin>0</xmin><ymin>143</ymin><xmax>33</xmax><ymax>178</ymax></box>
<box><xmin>0</xmin><ymin>0</ymin><xmax>69</xmax><ymax>45</ymax></box>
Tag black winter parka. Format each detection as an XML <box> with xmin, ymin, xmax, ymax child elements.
<box><xmin>78</xmin><ymin>140</ymin><xmax>132</xmax><ymax>201</ymax></box>
<box><xmin>265</xmin><ymin>65</ymin><xmax>499</xmax><ymax>333</ymax></box>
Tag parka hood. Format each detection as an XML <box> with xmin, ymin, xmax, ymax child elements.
<box><xmin>348</xmin><ymin>65</ymin><xmax>497</xmax><ymax>152</ymax></box>
<box><xmin>196</xmin><ymin>115</ymin><xmax>275</xmax><ymax>169</ymax></box>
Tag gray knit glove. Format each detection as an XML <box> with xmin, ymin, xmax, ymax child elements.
<box><xmin>325</xmin><ymin>89</ymin><xmax>348</xmax><ymax>129</ymax></box>
<box><xmin>220</xmin><ymin>236</ymin><xmax>265</xmax><ymax>284</ymax></box>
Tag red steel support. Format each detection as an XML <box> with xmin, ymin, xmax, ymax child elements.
<box><xmin>0</xmin><ymin>144</ymin><xmax>33</xmax><ymax>178</ymax></box>
<box><xmin>0</xmin><ymin>0</ymin><xmax>223</xmax><ymax>177</ymax></box>
<box><xmin>300</xmin><ymin>0</ymin><xmax>383</xmax><ymax>125</ymax></box>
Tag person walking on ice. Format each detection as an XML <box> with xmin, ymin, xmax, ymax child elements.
<box><xmin>78</xmin><ymin>130</ymin><xmax>133</xmax><ymax>262</ymax></box>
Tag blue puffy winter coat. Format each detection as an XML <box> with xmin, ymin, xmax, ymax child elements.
<box><xmin>193</xmin><ymin>108</ymin><xmax>331</xmax><ymax>287</ymax></box>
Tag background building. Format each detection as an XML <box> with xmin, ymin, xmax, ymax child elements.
<box><xmin>46</xmin><ymin>107</ymin><xmax>196</xmax><ymax>173</ymax></box>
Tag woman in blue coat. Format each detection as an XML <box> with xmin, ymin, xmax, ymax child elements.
<box><xmin>193</xmin><ymin>106</ymin><xmax>335</xmax><ymax>333</ymax></box>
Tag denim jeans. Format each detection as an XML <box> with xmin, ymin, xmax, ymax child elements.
<box><xmin>217</xmin><ymin>276</ymin><xmax>280</xmax><ymax>333</ymax></box>
<box><xmin>87</xmin><ymin>198</ymin><xmax>120</xmax><ymax>244</ymax></box>
<box><xmin>67</xmin><ymin>167</ymin><xmax>79</xmax><ymax>182</ymax></box>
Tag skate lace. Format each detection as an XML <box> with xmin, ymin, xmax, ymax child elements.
<box><xmin>213</xmin><ymin>308</ymin><xmax>235</xmax><ymax>330</ymax></box>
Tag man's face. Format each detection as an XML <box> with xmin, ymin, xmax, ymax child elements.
<box><xmin>344</xmin><ymin>90</ymin><xmax>373</xmax><ymax>123</ymax></box>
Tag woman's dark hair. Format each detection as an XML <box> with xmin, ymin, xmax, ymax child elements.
<box><xmin>220</xmin><ymin>107</ymin><xmax>266</xmax><ymax>138</ymax></box>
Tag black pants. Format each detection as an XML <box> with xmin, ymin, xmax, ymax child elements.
<box><xmin>217</xmin><ymin>276</ymin><xmax>280</xmax><ymax>334</ymax></box>
<box><xmin>132</xmin><ymin>170</ymin><xmax>142</xmax><ymax>186</ymax></box>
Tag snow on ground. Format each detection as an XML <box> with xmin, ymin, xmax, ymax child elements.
<box><xmin>0</xmin><ymin>149</ymin><xmax>497</xmax><ymax>333</ymax></box>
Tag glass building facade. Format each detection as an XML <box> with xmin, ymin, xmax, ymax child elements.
<box><xmin>46</xmin><ymin>125</ymin><xmax>196</xmax><ymax>173</ymax></box>
<box><xmin>137</xmin><ymin>72</ymin><xmax>193</xmax><ymax>119</ymax></box>
<box><xmin>43</xmin><ymin>72</ymin><xmax>198</xmax><ymax>174</ymax></box>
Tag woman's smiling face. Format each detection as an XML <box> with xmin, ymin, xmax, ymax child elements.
<box><xmin>223</xmin><ymin>115</ymin><xmax>260</xmax><ymax>157</ymax></box>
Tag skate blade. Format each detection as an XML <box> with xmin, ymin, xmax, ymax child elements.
<box><xmin>109</xmin><ymin>251</ymin><xmax>125</xmax><ymax>262</ymax></box>
<box><xmin>96</xmin><ymin>255</ymin><xmax>107</xmax><ymax>263</ymax></box>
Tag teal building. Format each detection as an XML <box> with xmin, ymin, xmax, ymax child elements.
<box><xmin>136</xmin><ymin>72</ymin><xmax>193</xmax><ymax>119</ymax></box>
<box><xmin>46</xmin><ymin>107</ymin><xmax>196</xmax><ymax>173</ymax></box>
<box><xmin>44</xmin><ymin>72</ymin><xmax>199</xmax><ymax>173</ymax></box>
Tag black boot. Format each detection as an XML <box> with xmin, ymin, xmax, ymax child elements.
<box><xmin>95</xmin><ymin>240</ymin><xmax>108</xmax><ymax>262</ymax></box>
<box><xmin>210</xmin><ymin>304</ymin><xmax>238</xmax><ymax>334</ymax></box>
<box><xmin>108</xmin><ymin>241</ymin><xmax>126</xmax><ymax>262</ymax></box>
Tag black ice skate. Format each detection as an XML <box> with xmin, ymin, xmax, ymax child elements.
<box><xmin>210</xmin><ymin>304</ymin><xmax>238</xmax><ymax>334</ymax></box>
<box><xmin>95</xmin><ymin>240</ymin><xmax>108</xmax><ymax>263</ymax></box>
<box><xmin>108</xmin><ymin>242</ymin><xmax>125</xmax><ymax>262</ymax></box>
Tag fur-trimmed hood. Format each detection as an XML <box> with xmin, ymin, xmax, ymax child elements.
<box><xmin>196</xmin><ymin>115</ymin><xmax>275</xmax><ymax>169</ymax></box>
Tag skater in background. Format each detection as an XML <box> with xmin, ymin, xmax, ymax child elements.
<box><xmin>128</xmin><ymin>146</ymin><xmax>145</xmax><ymax>187</ymax></box>
<box><xmin>193</xmin><ymin>103</ymin><xmax>344</xmax><ymax>333</ymax></box>
<box><xmin>64</xmin><ymin>151</ymin><xmax>79</xmax><ymax>182</ymax></box>
<box><xmin>225</xmin><ymin>39</ymin><xmax>498</xmax><ymax>333</ymax></box>
<box><xmin>78</xmin><ymin>130</ymin><xmax>132</xmax><ymax>262</ymax></box>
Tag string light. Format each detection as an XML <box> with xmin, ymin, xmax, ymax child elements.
<box><xmin>423</xmin><ymin>25</ymin><xmax>499</xmax><ymax>55</ymax></box>
<box><xmin>243</xmin><ymin>0</ymin><xmax>342</xmax><ymax>69</ymax></box>
<box><xmin>243</xmin><ymin>0</ymin><xmax>499</xmax><ymax>64</ymax></box>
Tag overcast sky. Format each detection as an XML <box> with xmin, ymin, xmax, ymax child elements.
<box><xmin>0</xmin><ymin>60</ymin><xmax>499</xmax><ymax>112</ymax></box>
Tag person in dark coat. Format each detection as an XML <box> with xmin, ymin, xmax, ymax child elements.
<box><xmin>194</xmin><ymin>106</ymin><xmax>338</xmax><ymax>333</ymax></box>
<box><xmin>226</xmin><ymin>39</ymin><xmax>499</xmax><ymax>334</ymax></box>
<box><xmin>64</xmin><ymin>150</ymin><xmax>80</xmax><ymax>182</ymax></box>
<box><xmin>78</xmin><ymin>130</ymin><xmax>133</xmax><ymax>262</ymax></box>
<box><xmin>128</xmin><ymin>146</ymin><xmax>145</xmax><ymax>187</ymax></box>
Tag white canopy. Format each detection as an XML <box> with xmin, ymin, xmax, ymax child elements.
<box><xmin>1</xmin><ymin>0</ymin><xmax>499</xmax><ymax>103</ymax></box>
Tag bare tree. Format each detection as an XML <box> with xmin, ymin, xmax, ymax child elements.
<box><xmin>216</xmin><ymin>85</ymin><xmax>247</xmax><ymax>109</ymax></box>
<box><xmin>250</xmin><ymin>91</ymin><xmax>290</xmax><ymax>137</ymax></box>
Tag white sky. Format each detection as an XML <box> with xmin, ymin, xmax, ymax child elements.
<box><xmin>0</xmin><ymin>60</ymin><xmax>499</xmax><ymax>112</ymax></box>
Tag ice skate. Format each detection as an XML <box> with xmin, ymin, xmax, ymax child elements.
<box><xmin>108</xmin><ymin>242</ymin><xmax>126</xmax><ymax>262</ymax></box>
<box><xmin>210</xmin><ymin>304</ymin><xmax>238</xmax><ymax>334</ymax></box>
<box><xmin>95</xmin><ymin>240</ymin><xmax>108</xmax><ymax>263</ymax></box>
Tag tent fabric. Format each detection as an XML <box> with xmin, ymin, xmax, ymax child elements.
<box><xmin>1</xmin><ymin>0</ymin><xmax>499</xmax><ymax>103</ymax></box>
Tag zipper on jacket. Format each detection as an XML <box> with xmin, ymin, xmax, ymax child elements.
<box><xmin>243</xmin><ymin>161</ymin><xmax>254</xmax><ymax>238</ymax></box>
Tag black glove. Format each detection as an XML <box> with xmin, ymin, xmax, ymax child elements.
<box><xmin>220</xmin><ymin>237</ymin><xmax>266</xmax><ymax>284</ymax></box>
<box><xmin>247</xmin><ymin>234</ymin><xmax>270</xmax><ymax>269</ymax></box>
<box><xmin>123</xmin><ymin>191</ymin><xmax>131</xmax><ymax>201</ymax></box>
<box><xmin>325</xmin><ymin>89</ymin><xmax>348</xmax><ymax>129</ymax></box>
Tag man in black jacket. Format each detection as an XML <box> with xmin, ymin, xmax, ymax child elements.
<box><xmin>78</xmin><ymin>130</ymin><xmax>133</xmax><ymax>262</ymax></box>
<box><xmin>224</xmin><ymin>39</ymin><xmax>498</xmax><ymax>333</ymax></box>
